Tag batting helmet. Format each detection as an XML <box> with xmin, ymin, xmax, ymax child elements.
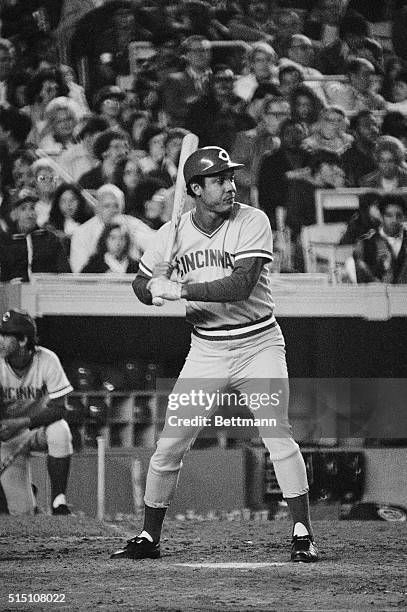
<box><xmin>0</xmin><ymin>308</ymin><xmax>37</xmax><ymax>342</ymax></box>
<box><xmin>183</xmin><ymin>147</ymin><xmax>244</xmax><ymax>185</ymax></box>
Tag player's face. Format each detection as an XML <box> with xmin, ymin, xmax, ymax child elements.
<box><xmin>197</xmin><ymin>170</ymin><xmax>236</xmax><ymax>214</ymax></box>
<box><xmin>0</xmin><ymin>334</ymin><xmax>19</xmax><ymax>358</ymax></box>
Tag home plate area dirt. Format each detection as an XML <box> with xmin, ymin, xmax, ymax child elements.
<box><xmin>0</xmin><ymin>516</ymin><xmax>406</xmax><ymax>611</ymax></box>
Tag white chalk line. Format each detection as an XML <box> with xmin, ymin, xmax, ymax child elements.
<box><xmin>175</xmin><ymin>562</ymin><xmax>289</xmax><ymax>569</ymax></box>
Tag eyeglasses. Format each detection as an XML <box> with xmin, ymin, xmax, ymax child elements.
<box><xmin>36</xmin><ymin>175</ymin><xmax>57</xmax><ymax>183</ymax></box>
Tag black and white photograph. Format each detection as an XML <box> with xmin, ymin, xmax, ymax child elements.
<box><xmin>1</xmin><ymin>1</ymin><xmax>407</xmax><ymax>610</ymax></box>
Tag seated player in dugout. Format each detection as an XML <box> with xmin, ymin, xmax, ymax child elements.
<box><xmin>111</xmin><ymin>146</ymin><xmax>318</xmax><ymax>563</ymax></box>
<box><xmin>0</xmin><ymin>309</ymin><xmax>73</xmax><ymax>516</ymax></box>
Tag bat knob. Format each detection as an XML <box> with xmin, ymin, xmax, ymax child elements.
<box><xmin>152</xmin><ymin>297</ymin><xmax>165</xmax><ymax>307</ymax></box>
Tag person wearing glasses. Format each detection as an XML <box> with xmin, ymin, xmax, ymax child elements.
<box><xmin>31</xmin><ymin>158</ymin><xmax>59</xmax><ymax>228</ymax></box>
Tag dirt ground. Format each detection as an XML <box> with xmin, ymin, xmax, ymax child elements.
<box><xmin>0</xmin><ymin>515</ymin><xmax>406</xmax><ymax>611</ymax></box>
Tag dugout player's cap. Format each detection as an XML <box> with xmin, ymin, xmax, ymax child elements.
<box><xmin>0</xmin><ymin>308</ymin><xmax>37</xmax><ymax>342</ymax></box>
<box><xmin>183</xmin><ymin>147</ymin><xmax>244</xmax><ymax>185</ymax></box>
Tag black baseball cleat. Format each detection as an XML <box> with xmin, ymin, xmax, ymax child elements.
<box><xmin>52</xmin><ymin>504</ymin><xmax>71</xmax><ymax>516</ymax></box>
<box><xmin>110</xmin><ymin>536</ymin><xmax>161</xmax><ymax>560</ymax></box>
<box><xmin>290</xmin><ymin>535</ymin><xmax>319</xmax><ymax>563</ymax></box>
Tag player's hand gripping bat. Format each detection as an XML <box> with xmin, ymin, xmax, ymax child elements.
<box><xmin>151</xmin><ymin>132</ymin><xmax>199</xmax><ymax>306</ymax></box>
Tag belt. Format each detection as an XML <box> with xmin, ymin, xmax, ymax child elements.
<box><xmin>192</xmin><ymin>314</ymin><xmax>277</xmax><ymax>341</ymax></box>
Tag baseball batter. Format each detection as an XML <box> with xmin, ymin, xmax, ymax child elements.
<box><xmin>0</xmin><ymin>309</ymin><xmax>73</xmax><ymax>516</ymax></box>
<box><xmin>111</xmin><ymin>147</ymin><xmax>318</xmax><ymax>562</ymax></box>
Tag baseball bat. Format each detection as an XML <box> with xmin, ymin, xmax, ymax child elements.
<box><xmin>0</xmin><ymin>433</ymin><xmax>35</xmax><ymax>476</ymax></box>
<box><xmin>152</xmin><ymin>132</ymin><xmax>199</xmax><ymax>306</ymax></box>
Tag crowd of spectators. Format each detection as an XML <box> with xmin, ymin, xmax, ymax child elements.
<box><xmin>0</xmin><ymin>0</ymin><xmax>407</xmax><ymax>282</ymax></box>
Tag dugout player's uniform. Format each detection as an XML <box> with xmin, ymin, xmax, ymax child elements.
<box><xmin>139</xmin><ymin>202</ymin><xmax>307</xmax><ymax>508</ymax></box>
<box><xmin>0</xmin><ymin>347</ymin><xmax>73</xmax><ymax>515</ymax></box>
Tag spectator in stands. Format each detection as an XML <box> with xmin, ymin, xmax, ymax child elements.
<box><xmin>234</xmin><ymin>42</ymin><xmax>278</xmax><ymax>103</ymax></box>
<box><xmin>31</xmin><ymin>158</ymin><xmax>59</xmax><ymax>228</ymax></box>
<box><xmin>353</xmin><ymin>194</ymin><xmax>407</xmax><ymax>283</ymax></box>
<box><xmin>185</xmin><ymin>64</ymin><xmax>254</xmax><ymax>151</ymax></box>
<box><xmin>340</xmin><ymin>190</ymin><xmax>382</xmax><ymax>245</ymax></box>
<box><xmin>58</xmin><ymin>115</ymin><xmax>110</xmax><ymax>183</ymax></box>
<box><xmin>285</xmin><ymin>151</ymin><xmax>346</xmax><ymax>243</ymax></box>
<box><xmin>279</xmin><ymin>34</ymin><xmax>327</xmax><ymax>103</ymax></box>
<box><xmin>278</xmin><ymin>65</ymin><xmax>304</xmax><ymax>102</ymax></box>
<box><xmin>324</xmin><ymin>57</ymin><xmax>387</xmax><ymax>113</ymax></box>
<box><xmin>9</xmin><ymin>150</ymin><xmax>37</xmax><ymax>192</ymax></box>
<box><xmin>159</xmin><ymin>35</ymin><xmax>213</xmax><ymax>128</ymax></box>
<box><xmin>231</xmin><ymin>94</ymin><xmax>291</xmax><ymax>205</ymax></box>
<box><xmin>385</xmin><ymin>69</ymin><xmax>407</xmax><ymax>115</ymax></box>
<box><xmin>290</xmin><ymin>84</ymin><xmax>325</xmax><ymax>137</ymax></box>
<box><xmin>60</xmin><ymin>64</ymin><xmax>90</xmax><ymax>119</ymax></box>
<box><xmin>257</xmin><ymin>119</ymin><xmax>309</xmax><ymax>228</ymax></box>
<box><xmin>342</xmin><ymin>110</ymin><xmax>380</xmax><ymax>187</ymax></box>
<box><xmin>381</xmin><ymin>111</ymin><xmax>407</xmax><ymax>150</ymax></box>
<box><xmin>380</xmin><ymin>56</ymin><xmax>405</xmax><ymax>103</ymax></box>
<box><xmin>0</xmin><ymin>38</ymin><xmax>16</xmax><ymax>107</ymax></box>
<box><xmin>38</xmin><ymin>97</ymin><xmax>81</xmax><ymax>168</ymax></box>
<box><xmin>360</xmin><ymin>136</ymin><xmax>407</xmax><ymax>190</ymax></box>
<box><xmin>125</xmin><ymin>110</ymin><xmax>152</xmax><ymax>152</ymax></box>
<box><xmin>302</xmin><ymin>105</ymin><xmax>353</xmax><ymax>156</ymax></box>
<box><xmin>113</xmin><ymin>157</ymin><xmax>167</xmax><ymax>218</ymax></box>
<box><xmin>23</xmin><ymin>69</ymin><xmax>69</xmax><ymax>147</ymax></box>
<box><xmin>137</xmin><ymin>125</ymin><xmax>167</xmax><ymax>176</ymax></box>
<box><xmin>226</xmin><ymin>0</ymin><xmax>277</xmax><ymax>42</ymax></box>
<box><xmin>305</xmin><ymin>4</ymin><xmax>369</xmax><ymax>75</ymax></box>
<box><xmin>70</xmin><ymin>183</ymin><xmax>154</xmax><ymax>273</ymax></box>
<box><xmin>78</xmin><ymin>128</ymin><xmax>130</xmax><ymax>190</ymax></box>
<box><xmin>81</xmin><ymin>222</ymin><xmax>139</xmax><ymax>274</ymax></box>
<box><xmin>133</xmin><ymin>180</ymin><xmax>170</xmax><ymax>230</ymax></box>
<box><xmin>178</xmin><ymin>0</ymin><xmax>230</xmax><ymax>40</ymax></box>
<box><xmin>0</xmin><ymin>188</ymin><xmax>71</xmax><ymax>282</ymax></box>
<box><xmin>93</xmin><ymin>85</ymin><xmax>126</xmax><ymax>130</ymax></box>
<box><xmin>0</xmin><ymin>107</ymin><xmax>32</xmax><ymax>155</ymax></box>
<box><xmin>271</xmin><ymin>8</ymin><xmax>303</xmax><ymax>58</ymax></box>
<box><xmin>148</xmin><ymin>128</ymin><xmax>190</xmax><ymax>188</ymax></box>
<box><xmin>48</xmin><ymin>183</ymin><xmax>93</xmax><ymax>256</ymax></box>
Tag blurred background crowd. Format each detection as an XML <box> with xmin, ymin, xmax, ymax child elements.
<box><xmin>0</xmin><ymin>0</ymin><xmax>407</xmax><ymax>281</ymax></box>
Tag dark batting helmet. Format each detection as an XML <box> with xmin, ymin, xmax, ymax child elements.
<box><xmin>0</xmin><ymin>308</ymin><xmax>37</xmax><ymax>342</ymax></box>
<box><xmin>183</xmin><ymin>146</ymin><xmax>244</xmax><ymax>185</ymax></box>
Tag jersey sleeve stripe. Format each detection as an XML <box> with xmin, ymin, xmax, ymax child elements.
<box><xmin>139</xmin><ymin>261</ymin><xmax>153</xmax><ymax>276</ymax></box>
<box><xmin>48</xmin><ymin>384</ymin><xmax>73</xmax><ymax>400</ymax></box>
<box><xmin>235</xmin><ymin>251</ymin><xmax>273</xmax><ymax>262</ymax></box>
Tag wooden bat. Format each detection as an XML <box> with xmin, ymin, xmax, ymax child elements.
<box><xmin>0</xmin><ymin>432</ymin><xmax>35</xmax><ymax>476</ymax></box>
<box><xmin>152</xmin><ymin>132</ymin><xmax>199</xmax><ymax>306</ymax></box>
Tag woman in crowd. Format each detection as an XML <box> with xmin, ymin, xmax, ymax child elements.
<box><xmin>23</xmin><ymin>68</ymin><xmax>70</xmax><ymax>147</ymax></box>
<box><xmin>290</xmin><ymin>83</ymin><xmax>325</xmax><ymax>137</ymax></box>
<box><xmin>301</xmin><ymin>105</ymin><xmax>353</xmax><ymax>156</ymax></box>
<box><xmin>48</xmin><ymin>183</ymin><xmax>93</xmax><ymax>255</ymax></box>
<box><xmin>31</xmin><ymin>158</ymin><xmax>59</xmax><ymax>227</ymax></box>
<box><xmin>137</xmin><ymin>125</ymin><xmax>167</xmax><ymax>176</ymax></box>
<box><xmin>360</xmin><ymin>135</ymin><xmax>407</xmax><ymax>190</ymax></box>
<box><xmin>81</xmin><ymin>222</ymin><xmax>139</xmax><ymax>274</ymax></box>
<box><xmin>38</xmin><ymin>97</ymin><xmax>81</xmax><ymax>169</ymax></box>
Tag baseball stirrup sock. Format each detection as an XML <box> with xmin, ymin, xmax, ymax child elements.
<box><xmin>47</xmin><ymin>456</ymin><xmax>70</xmax><ymax>504</ymax></box>
<box><xmin>285</xmin><ymin>493</ymin><xmax>314</xmax><ymax>541</ymax></box>
<box><xmin>143</xmin><ymin>504</ymin><xmax>167</xmax><ymax>543</ymax></box>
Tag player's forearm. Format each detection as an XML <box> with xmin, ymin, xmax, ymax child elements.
<box><xmin>28</xmin><ymin>399</ymin><xmax>66</xmax><ymax>429</ymax></box>
<box><xmin>132</xmin><ymin>273</ymin><xmax>153</xmax><ymax>305</ymax></box>
<box><xmin>182</xmin><ymin>263</ymin><xmax>262</xmax><ymax>303</ymax></box>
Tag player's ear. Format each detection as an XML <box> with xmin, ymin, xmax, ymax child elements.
<box><xmin>18</xmin><ymin>335</ymin><xmax>29</xmax><ymax>348</ymax></box>
<box><xmin>190</xmin><ymin>181</ymin><xmax>202</xmax><ymax>197</ymax></box>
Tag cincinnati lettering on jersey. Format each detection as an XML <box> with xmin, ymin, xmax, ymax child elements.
<box><xmin>0</xmin><ymin>385</ymin><xmax>46</xmax><ymax>402</ymax></box>
<box><xmin>176</xmin><ymin>249</ymin><xmax>234</xmax><ymax>276</ymax></box>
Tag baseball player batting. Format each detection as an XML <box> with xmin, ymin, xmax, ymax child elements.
<box><xmin>0</xmin><ymin>309</ymin><xmax>73</xmax><ymax>515</ymax></box>
<box><xmin>111</xmin><ymin>146</ymin><xmax>318</xmax><ymax>562</ymax></box>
